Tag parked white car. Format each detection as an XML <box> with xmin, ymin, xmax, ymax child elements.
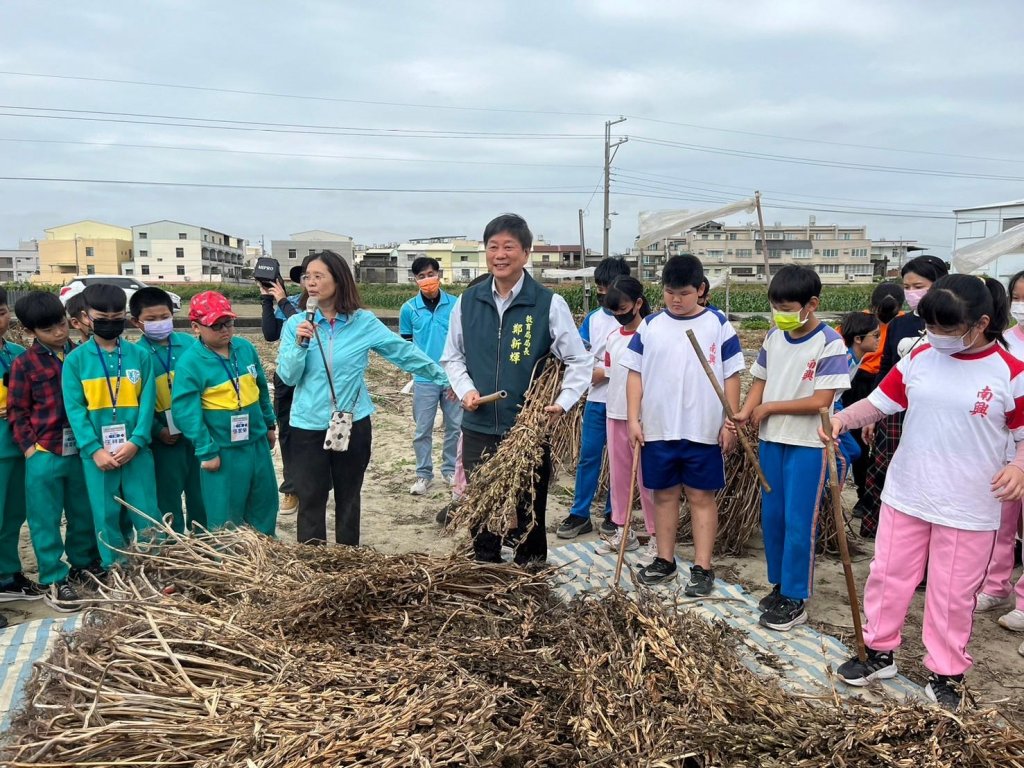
<box><xmin>58</xmin><ymin>275</ymin><xmax>182</xmax><ymax>312</ymax></box>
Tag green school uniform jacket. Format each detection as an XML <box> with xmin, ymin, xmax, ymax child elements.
<box><xmin>62</xmin><ymin>337</ymin><xmax>156</xmax><ymax>457</ymax></box>
<box><xmin>0</xmin><ymin>340</ymin><xmax>27</xmax><ymax>460</ymax></box>
<box><xmin>170</xmin><ymin>337</ymin><xmax>276</xmax><ymax>462</ymax></box>
<box><xmin>137</xmin><ymin>332</ymin><xmax>198</xmax><ymax>441</ymax></box>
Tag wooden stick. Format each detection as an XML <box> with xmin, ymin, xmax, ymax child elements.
<box><xmin>475</xmin><ymin>390</ymin><xmax>508</xmax><ymax>406</ymax></box>
<box><xmin>685</xmin><ymin>330</ymin><xmax>771</xmax><ymax>493</ymax></box>
<box><xmin>613</xmin><ymin>443</ymin><xmax>643</xmax><ymax>587</ymax></box>
<box><xmin>819</xmin><ymin>408</ymin><xmax>867</xmax><ymax>663</ymax></box>
<box><xmin>754</xmin><ymin>191</ymin><xmax>772</xmax><ymax>285</ymax></box>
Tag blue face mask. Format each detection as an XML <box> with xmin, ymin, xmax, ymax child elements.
<box><xmin>142</xmin><ymin>318</ymin><xmax>174</xmax><ymax>341</ymax></box>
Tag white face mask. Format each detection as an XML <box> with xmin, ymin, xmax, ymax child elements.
<box><xmin>1011</xmin><ymin>301</ymin><xmax>1024</xmax><ymax>325</ymax></box>
<box><xmin>926</xmin><ymin>328</ymin><xmax>974</xmax><ymax>356</ymax></box>
<box><xmin>142</xmin><ymin>318</ymin><xmax>174</xmax><ymax>341</ymax></box>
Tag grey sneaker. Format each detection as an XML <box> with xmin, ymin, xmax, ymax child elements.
<box><xmin>598</xmin><ymin>515</ymin><xmax>617</xmax><ymax>536</ymax></box>
<box><xmin>556</xmin><ymin>515</ymin><xmax>593</xmax><ymax>539</ymax></box>
<box><xmin>836</xmin><ymin>648</ymin><xmax>897</xmax><ymax>686</ymax></box>
<box><xmin>637</xmin><ymin>557</ymin><xmax>677</xmax><ymax>586</ymax></box>
<box><xmin>684</xmin><ymin>565</ymin><xmax>715</xmax><ymax>597</ymax></box>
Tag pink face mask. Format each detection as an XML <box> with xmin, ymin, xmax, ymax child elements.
<box><xmin>905</xmin><ymin>287</ymin><xmax>928</xmax><ymax>310</ymax></box>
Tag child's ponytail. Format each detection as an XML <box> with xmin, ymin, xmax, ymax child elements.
<box><xmin>606</xmin><ymin>276</ymin><xmax>652</xmax><ymax>318</ymax></box>
<box><xmin>983</xmin><ymin>276</ymin><xmax>1010</xmax><ymax>346</ymax></box>
<box><xmin>870</xmin><ymin>282</ymin><xmax>904</xmax><ymax>324</ymax></box>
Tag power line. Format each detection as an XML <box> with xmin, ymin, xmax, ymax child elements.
<box><xmin>3</xmin><ymin>70</ymin><xmax>1020</xmax><ymax>164</ymax></box>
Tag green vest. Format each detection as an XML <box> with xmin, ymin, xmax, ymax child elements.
<box><xmin>461</xmin><ymin>273</ymin><xmax>553</xmax><ymax>435</ymax></box>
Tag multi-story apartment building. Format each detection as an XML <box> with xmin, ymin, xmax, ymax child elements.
<box><xmin>449</xmin><ymin>240</ymin><xmax>484</xmax><ymax>284</ymax></box>
<box><xmin>532</xmin><ymin>244</ymin><xmax>583</xmax><ymax>277</ymax></box>
<box><xmin>129</xmin><ymin>221</ymin><xmax>246</xmax><ymax>283</ymax></box>
<box><xmin>35</xmin><ymin>220</ymin><xmax>133</xmax><ymax>284</ymax></box>
<box><xmin>627</xmin><ymin>219</ymin><xmax>876</xmax><ymax>285</ymax></box>
<box><xmin>953</xmin><ymin>199</ymin><xmax>1024</xmax><ymax>281</ymax></box>
<box><xmin>0</xmin><ymin>241</ymin><xmax>40</xmax><ymax>282</ymax></box>
<box><xmin>870</xmin><ymin>240</ymin><xmax>925</xmax><ymax>279</ymax></box>
<box><xmin>358</xmin><ymin>247</ymin><xmax>400</xmax><ymax>284</ymax></box>
<box><xmin>271</xmin><ymin>230</ymin><xmax>354</xmax><ymax>270</ymax></box>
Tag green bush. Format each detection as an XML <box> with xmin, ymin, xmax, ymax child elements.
<box><xmin>740</xmin><ymin>315</ymin><xmax>771</xmax><ymax>330</ymax></box>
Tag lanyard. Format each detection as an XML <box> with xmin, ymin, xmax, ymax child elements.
<box><xmin>94</xmin><ymin>338</ymin><xmax>123</xmax><ymax>420</ymax></box>
<box><xmin>146</xmin><ymin>338</ymin><xmax>176</xmax><ymax>393</ymax></box>
<box><xmin>215</xmin><ymin>344</ymin><xmax>242</xmax><ymax>410</ymax></box>
<box><xmin>0</xmin><ymin>344</ymin><xmax>11</xmax><ymax>377</ymax></box>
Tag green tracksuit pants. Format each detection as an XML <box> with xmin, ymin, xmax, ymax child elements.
<box><xmin>81</xmin><ymin>447</ymin><xmax>160</xmax><ymax>568</ymax></box>
<box><xmin>0</xmin><ymin>456</ymin><xmax>26</xmax><ymax>583</ymax></box>
<box><xmin>152</xmin><ymin>438</ymin><xmax>207</xmax><ymax>533</ymax></box>
<box><xmin>24</xmin><ymin>451</ymin><xmax>99</xmax><ymax>585</ymax></box>
<box><xmin>199</xmin><ymin>438</ymin><xmax>278</xmax><ymax>536</ymax></box>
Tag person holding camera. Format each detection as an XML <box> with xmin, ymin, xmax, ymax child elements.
<box><xmin>256</xmin><ymin>259</ymin><xmax>302</xmax><ymax>516</ymax></box>
<box><xmin>277</xmin><ymin>250</ymin><xmax>449</xmax><ymax>546</ymax></box>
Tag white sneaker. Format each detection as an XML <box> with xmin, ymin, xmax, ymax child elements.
<box><xmin>597</xmin><ymin>527</ymin><xmax>638</xmax><ymax>554</ymax></box>
<box><xmin>975</xmin><ymin>592</ymin><xmax>1010</xmax><ymax>613</ymax></box>
<box><xmin>443</xmin><ymin>473</ymin><xmax>455</xmax><ymax>487</ymax></box>
<box><xmin>644</xmin><ymin>535</ymin><xmax>658</xmax><ymax>559</ymax></box>
<box><xmin>410</xmin><ymin>478</ymin><xmax>431</xmax><ymax>496</ymax></box>
<box><xmin>998</xmin><ymin>608</ymin><xmax>1024</xmax><ymax>632</ymax></box>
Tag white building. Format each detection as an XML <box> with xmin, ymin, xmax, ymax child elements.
<box><xmin>0</xmin><ymin>240</ymin><xmax>40</xmax><ymax>282</ymax></box>
<box><xmin>129</xmin><ymin>221</ymin><xmax>246</xmax><ymax>283</ymax></box>
<box><xmin>271</xmin><ymin>230</ymin><xmax>354</xmax><ymax>269</ymax></box>
<box><xmin>953</xmin><ymin>199</ymin><xmax>1024</xmax><ymax>281</ymax></box>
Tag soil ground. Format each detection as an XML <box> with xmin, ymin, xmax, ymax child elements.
<box><xmin>5</xmin><ymin>328</ymin><xmax>1024</xmax><ymax>725</ymax></box>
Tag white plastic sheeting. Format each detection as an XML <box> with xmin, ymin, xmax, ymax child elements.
<box><xmin>952</xmin><ymin>220</ymin><xmax>1024</xmax><ymax>274</ymax></box>
<box><xmin>635</xmin><ymin>198</ymin><xmax>756</xmax><ymax>250</ymax></box>
<box><xmin>541</xmin><ymin>267</ymin><xmax>596</xmax><ymax>279</ymax></box>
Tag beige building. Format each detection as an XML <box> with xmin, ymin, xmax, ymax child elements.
<box><xmin>36</xmin><ymin>220</ymin><xmax>133</xmax><ymax>284</ymax></box>
<box><xmin>629</xmin><ymin>219</ymin><xmax>876</xmax><ymax>285</ymax></box>
<box><xmin>129</xmin><ymin>220</ymin><xmax>245</xmax><ymax>283</ymax></box>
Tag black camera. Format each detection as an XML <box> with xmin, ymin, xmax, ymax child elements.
<box><xmin>253</xmin><ymin>257</ymin><xmax>281</xmax><ymax>289</ymax></box>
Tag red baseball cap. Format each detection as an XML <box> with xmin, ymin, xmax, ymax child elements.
<box><xmin>189</xmin><ymin>291</ymin><xmax>237</xmax><ymax>325</ymax></box>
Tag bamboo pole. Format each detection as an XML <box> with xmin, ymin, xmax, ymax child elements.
<box><xmin>613</xmin><ymin>445</ymin><xmax>642</xmax><ymax>587</ymax></box>
<box><xmin>754</xmin><ymin>191</ymin><xmax>772</xmax><ymax>285</ymax></box>
<box><xmin>475</xmin><ymin>390</ymin><xmax>508</xmax><ymax>406</ymax></box>
<box><xmin>818</xmin><ymin>408</ymin><xmax>867</xmax><ymax>663</ymax></box>
<box><xmin>685</xmin><ymin>330</ymin><xmax>770</xmax><ymax>492</ymax></box>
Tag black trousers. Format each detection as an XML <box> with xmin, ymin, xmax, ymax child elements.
<box><xmin>273</xmin><ymin>374</ymin><xmax>295</xmax><ymax>495</ymax></box>
<box><xmin>843</xmin><ymin>369</ymin><xmax>876</xmax><ymax>499</ymax></box>
<box><xmin>462</xmin><ymin>427</ymin><xmax>551</xmax><ymax>564</ymax></box>
<box><xmin>291</xmin><ymin>418</ymin><xmax>372</xmax><ymax>546</ymax></box>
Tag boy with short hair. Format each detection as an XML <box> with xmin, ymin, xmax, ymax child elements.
<box><xmin>735</xmin><ymin>265</ymin><xmax>851</xmax><ymax>631</ymax></box>
<box><xmin>623</xmin><ymin>255</ymin><xmax>744</xmax><ymax>595</ymax></box>
<box><xmin>65</xmin><ymin>293</ymin><xmax>91</xmax><ymax>344</ymax></box>
<box><xmin>0</xmin><ymin>288</ymin><xmax>42</xmax><ymax>623</ymax></box>
<box><xmin>129</xmin><ymin>287</ymin><xmax>206</xmax><ymax>533</ymax></box>
<box><xmin>171</xmin><ymin>291</ymin><xmax>278</xmax><ymax>534</ymax></box>
<box><xmin>400</xmin><ymin>256</ymin><xmax>461</xmax><ymax>496</ymax></box>
<box><xmin>8</xmin><ymin>291</ymin><xmax>100</xmax><ymax>612</ymax></box>
<box><xmin>558</xmin><ymin>256</ymin><xmax>631</xmax><ymax>539</ymax></box>
<box><xmin>62</xmin><ymin>283</ymin><xmax>160</xmax><ymax>570</ymax></box>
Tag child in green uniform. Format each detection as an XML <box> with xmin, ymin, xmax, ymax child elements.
<box><xmin>0</xmin><ymin>288</ymin><xmax>42</xmax><ymax>624</ymax></box>
<box><xmin>129</xmin><ymin>287</ymin><xmax>206</xmax><ymax>533</ymax></box>
<box><xmin>8</xmin><ymin>292</ymin><xmax>100</xmax><ymax>613</ymax></box>
<box><xmin>65</xmin><ymin>293</ymin><xmax>91</xmax><ymax>344</ymax></box>
<box><xmin>171</xmin><ymin>291</ymin><xmax>278</xmax><ymax>535</ymax></box>
<box><xmin>62</xmin><ymin>284</ymin><xmax>160</xmax><ymax>569</ymax></box>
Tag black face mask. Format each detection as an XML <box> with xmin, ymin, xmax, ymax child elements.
<box><xmin>614</xmin><ymin>309</ymin><xmax>636</xmax><ymax>327</ymax></box>
<box><xmin>91</xmin><ymin>318</ymin><xmax>125</xmax><ymax>340</ymax></box>
<box><xmin>595</xmin><ymin>293</ymin><xmax>607</xmax><ymax>307</ymax></box>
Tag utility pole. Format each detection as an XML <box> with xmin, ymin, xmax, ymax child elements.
<box><xmin>578</xmin><ymin>209</ymin><xmax>585</xmax><ymax>269</ymax></box>
<box><xmin>603</xmin><ymin>117</ymin><xmax>627</xmax><ymax>258</ymax></box>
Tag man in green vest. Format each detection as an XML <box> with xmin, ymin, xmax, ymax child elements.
<box><xmin>442</xmin><ymin>213</ymin><xmax>591</xmax><ymax>564</ymax></box>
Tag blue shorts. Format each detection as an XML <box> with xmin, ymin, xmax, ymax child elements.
<box><xmin>641</xmin><ymin>439</ymin><xmax>725</xmax><ymax>491</ymax></box>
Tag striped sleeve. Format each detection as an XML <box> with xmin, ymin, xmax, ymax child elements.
<box><xmin>579</xmin><ymin>309</ymin><xmax>595</xmax><ymax>349</ymax></box>
<box><xmin>1004</xmin><ymin>349</ymin><xmax>1024</xmax><ymax>439</ymax></box>
<box><xmin>867</xmin><ymin>354</ymin><xmax>909</xmax><ymax>415</ymax></box>
<box><xmin>720</xmin><ymin>322</ymin><xmax>745</xmax><ymax>378</ymax></box>
<box><xmin>620</xmin><ymin>317</ymin><xmax>648</xmax><ymax>373</ymax></box>
<box><xmin>813</xmin><ymin>330</ymin><xmax>851</xmax><ymax>393</ymax></box>
<box><xmin>749</xmin><ymin>329</ymin><xmax>773</xmax><ymax>380</ymax></box>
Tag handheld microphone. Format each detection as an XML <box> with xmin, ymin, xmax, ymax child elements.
<box><xmin>300</xmin><ymin>297</ymin><xmax>318</xmax><ymax>348</ymax></box>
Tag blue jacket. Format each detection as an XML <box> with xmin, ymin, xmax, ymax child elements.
<box><xmin>399</xmin><ymin>290</ymin><xmax>456</xmax><ymax>382</ymax></box>
<box><xmin>277</xmin><ymin>309</ymin><xmax>448</xmax><ymax>430</ymax></box>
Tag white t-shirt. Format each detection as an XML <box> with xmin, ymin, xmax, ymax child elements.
<box><xmin>604</xmin><ymin>326</ymin><xmax>637</xmax><ymax>420</ymax></box>
<box><xmin>1006</xmin><ymin>325</ymin><xmax>1024</xmax><ymax>361</ymax></box>
<box><xmin>750</xmin><ymin>324</ymin><xmax>851</xmax><ymax>448</ymax></box>
<box><xmin>870</xmin><ymin>343</ymin><xmax>1024</xmax><ymax>531</ymax></box>
<box><xmin>580</xmin><ymin>308</ymin><xmax>619</xmax><ymax>404</ymax></box>
<box><xmin>620</xmin><ymin>307</ymin><xmax>745</xmax><ymax>444</ymax></box>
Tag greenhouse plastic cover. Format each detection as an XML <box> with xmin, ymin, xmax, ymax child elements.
<box><xmin>952</xmin><ymin>220</ymin><xmax>1024</xmax><ymax>274</ymax></box>
<box><xmin>636</xmin><ymin>197</ymin><xmax>756</xmax><ymax>249</ymax></box>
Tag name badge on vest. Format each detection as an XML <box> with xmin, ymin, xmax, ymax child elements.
<box><xmin>165</xmin><ymin>411</ymin><xmax>182</xmax><ymax>436</ymax></box>
<box><xmin>101</xmin><ymin>424</ymin><xmax>128</xmax><ymax>453</ymax></box>
<box><xmin>230</xmin><ymin>413</ymin><xmax>250</xmax><ymax>443</ymax></box>
<box><xmin>62</xmin><ymin>427</ymin><xmax>79</xmax><ymax>456</ymax></box>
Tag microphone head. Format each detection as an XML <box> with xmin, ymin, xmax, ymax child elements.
<box><xmin>305</xmin><ymin>297</ymin><xmax>319</xmax><ymax>313</ymax></box>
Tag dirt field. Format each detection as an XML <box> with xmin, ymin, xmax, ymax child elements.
<box><xmin>5</xmin><ymin>328</ymin><xmax>1024</xmax><ymax>720</ymax></box>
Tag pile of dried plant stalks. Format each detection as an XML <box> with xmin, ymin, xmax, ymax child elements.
<box><xmin>445</xmin><ymin>359</ymin><xmax>564</xmax><ymax>538</ymax></box>
<box><xmin>5</xmin><ymin>528</ymin><xmax>1024</xmax><ymax>767</ymax></box>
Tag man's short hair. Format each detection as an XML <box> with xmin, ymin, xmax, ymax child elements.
<box><xmin>411</xmin><ymin>256</ymin><xmax>440</xmax><ymax>276</ymax></box>
<box><xmin>594</xmin><ymin>257</ymin><xmax>630</xmax><ymax>287</ymax></box>
<box><xmin>483</xmin><ymin>213</ymin><xmax>533</xmax><ymax>251</ymax></box>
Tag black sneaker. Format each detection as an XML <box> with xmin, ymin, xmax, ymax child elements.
<box><xmin>44</xmin><ymin>581</ymin><xmax>81</xmax><ymax>613</ymax></box>
<box><xmin>599</xmin><ymin>515</ymin><xmax>617</xmax><ymax>536</ymax></box>
<box><xmin>836</xmin><ymin>648</ymin><xmax>897</xmax><ymax>686</ymax></box>
<box><xmin>0</xmin><ymin>572</ymin><xmax>45</xmax><ymax>602</ymax></box>
<box><xmin>757</xmin><ymin>584</ymin><xmax>782</xmax><ymax>613</ymax></box>
<box><xmin>0</xmin><ymin>611</ymin><xmax>7</xmax><ymax>629</ymax></box>
<box><xmin>759</xmin><ymin>597</ymin><xmax>807</xmax><ymax>631</ymax></box>
<box><xmin>637</xmin><ymin>557</ymin><xmax>677</xmax><ymax>586</ymax></box>
<box><xmin>925</xmin><ymin>674</ymin><xmax>965</xmax><ymax>711</ymax></box>
<box><xmin>684</xmin><ymin>565</ymin><xmax>715</xmax><ymax>597</ymax></box>
<box><xmin>435</xmin><ymin>504</ymin><xmax>452</xmax><ymax>526</ymax></box>
<box><xmin>851</xmin><ymin>499</ymin><xmax>870</xmax><ymax>520</ymax></box>
<box><xmin>556</xmin><ymin>515</ymin><xmax>593</xmax><ymax>539</ymax></box>
<box><xmin>69</xmin><ymin>561</ymin><xmax>109</xmax><ymax>586</ymax></box>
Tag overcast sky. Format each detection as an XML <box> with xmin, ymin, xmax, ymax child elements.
<box><xmin>1</xmin><ymin>0</ymin><xmax>1021</xmax><ymax>260</ymax></box>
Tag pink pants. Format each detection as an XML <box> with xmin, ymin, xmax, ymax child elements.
<box><xmin>863</xmin><ymin>503</ymin><xmax>996</xmax><ymax>676</ymax></box>
<box><xmin>606</xmin><ymin>418</ymin><xmax>655</xmax><ymax>534</ymax></box>
<box><xmin>980</xmin><ymin>500</ymin><xmax>1024</xmax><ymax>609</ymax></box>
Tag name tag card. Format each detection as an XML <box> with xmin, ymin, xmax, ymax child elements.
<box><xmin>165</xmin><ymin>411</ymin><xmax>182</xmax><ymax>436</ymax></box>
<box><xmin>62</xmin><ymin>428</ymin><xmax>79</xmax><ymax>456</ymax></box>
<box><xmin>230</xmin><ymin>413</ymin><xmax>250</xmax><ymax>443</ymax></box>
<box><xmin>101</xmin><ymin>424</ymin><xmax>128</xmax><ymax>453</ymax></box>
